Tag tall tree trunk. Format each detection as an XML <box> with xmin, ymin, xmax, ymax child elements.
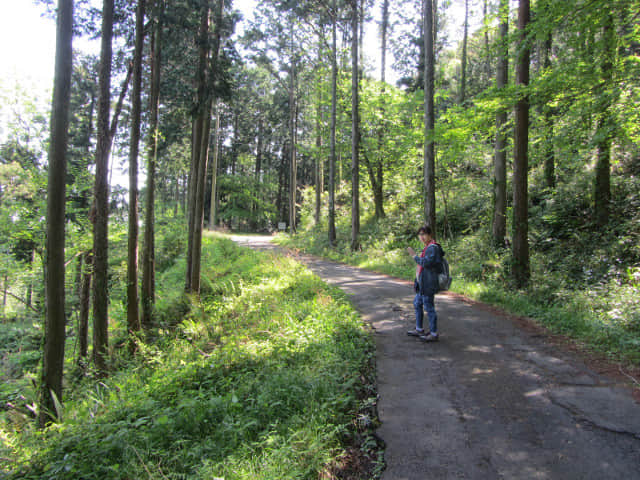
<box><xmin>424</xmin><ymin>0</ymin><xmax>436</xmax><ymax>230</ymax></box>
<box><xmin>190</xmin><ymin>0</ymin><xmax>223</xmax><ymax>294</ymax></box>
<box><xmin>594</xmin><ymin>11</ymin><xmax>615</xmax><ymax>228</ymax></box>
<box><xmin>351</xmin><ymin>0</ymin><xmax>360</xmax><ymax>251</ymax></box>
<box><xmin>492</xmin><ymin>0</ymin><xmax>509</xmax><ymax>247</ymax></box>
<box><xmin>513</xmin><ymin>0</ymin><xmax>531</xmax><ymax>288</ymax></box>
<box><xmin>460</xmin><ymin>0</ymin><xmax>469</xmax><ymax>104</ymax></box>
<box><xmin>142</xmin><ymin>0</ymin><xmax>163</xmax><ymax>328</ymax></box>
<box><xmin>209</xmin><ymin>104</ymin><xmax>220</xmax><ymax>229</ymax></box>
<box><xmin>39</xmin><ymin>0</ymin><xmax>73</xmax><ymax>428</ymax></box>
<box><xmin>186</xmin><ymin>4</ymin><xmax>209</xmax><ymax>293</ymax></box>
<box><xmin>92</xmin><ymin>0</ymin><xmax>114</xmax><ymax>374</ymax></box>
<box><xmin>127</xmin><ymin>0</ymin><xmax>145</xmax><ymax>337</ymax></box>
<box><xmin>328</xmin><ymin>0</ymin><xmax>338</xmax><ymax>246</ymax></box>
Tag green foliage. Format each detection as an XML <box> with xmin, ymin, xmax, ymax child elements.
<box><xmin>217</xmin><ymin>174</ymin><xmax>278</xmax><ymax>231</ymax></box>
<box><xmin>2</xmin><ymin>235</ymin><xmax>379</xmax><ymax>479</ymax></box>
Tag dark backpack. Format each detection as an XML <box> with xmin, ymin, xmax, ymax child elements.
<box><xmin>437</xmin><ymin>256</ymin><xmax>452</xmax><ymax>292</ymax></box>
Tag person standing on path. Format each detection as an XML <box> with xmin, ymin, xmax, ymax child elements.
<box><xmin>407</xmin><ymin>225</ymin><xmax>444</xmax><ymax>342</ymax></box>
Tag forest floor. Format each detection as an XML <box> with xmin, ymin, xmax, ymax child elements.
<box><xmin>231</xmin><ymin>234</ymin><xmax>640</xmax><ymax>480</ymax></box>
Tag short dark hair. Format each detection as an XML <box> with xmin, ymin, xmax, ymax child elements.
<box><xmin>417</xmin><ymin>225</ymin><xmax>433</xmax><ymax>236</ymax></box>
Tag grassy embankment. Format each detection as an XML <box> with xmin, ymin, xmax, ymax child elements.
<box><xmin>1</xmin><ymin>234</ymin><xmax>382</xmax><ymax>479</ymax></box>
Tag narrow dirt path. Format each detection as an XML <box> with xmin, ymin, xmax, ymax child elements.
<box><xmin>231</xmin><ymin>235</ymin><xmax>640</xmax><ymax>480</ymax></box>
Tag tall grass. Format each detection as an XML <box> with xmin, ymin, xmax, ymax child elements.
<box><xmin>1</xmin><ymin>235</ymin><xmax>380</xmax><ymax>479</ymax></box>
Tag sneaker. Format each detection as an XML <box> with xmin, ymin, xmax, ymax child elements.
<box><xmin>407</xmin><ymin>328</ymin><xmax>425</xmax><ymax>337</ymax></box>
<box><xmin>420</xmin><ymin>333</ymin><xmax>439</xmax><ymax>343</ymax></box>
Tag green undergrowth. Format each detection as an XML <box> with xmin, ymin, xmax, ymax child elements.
<box><xmin>276</xmin><ymin>224</ymin><xmax>640</xmax><ymax>367</ymax></box>
<box><xmin>2</xmin><ymin>234</ymin><xmax>381</xmax><ymax>480</ymax></box>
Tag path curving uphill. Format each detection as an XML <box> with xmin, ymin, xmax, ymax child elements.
<box><xmin>231</xmin><ymin>235</ymin><xmax>640</xmax><ymax>480</ymax></box>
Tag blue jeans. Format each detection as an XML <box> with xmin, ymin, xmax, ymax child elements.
<box><xmin>414</xmin><ymin>293</ymin><xmax>437</xmax><ymax>334</ymax></box>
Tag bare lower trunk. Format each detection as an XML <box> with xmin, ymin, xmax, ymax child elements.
<box><xmin>190</xmin><ymin>102</ymin><xmax>212</xmax><ymax>294</ymax></box>
<box><xmin>209</xmin><ymin>105</ymin><xmax>220</xmax><ymax>229</ymax></box>
<box><xmin>78</xmin><ymin>251</ymin><xmax>92</xmax><ymax>361</ymax></box>
<box><xmin>512</xmin><ymin>0</ymin><xmax>530</xmax><ymax>288</ymax></box>
<box><xmin>594</xmin><ymin>12</ymin><xmax>614</xmax><ymax>228</ymax></box>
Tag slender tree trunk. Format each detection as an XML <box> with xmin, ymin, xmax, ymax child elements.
<box><xmin>460</xmin><ymin>0</ymin><xmax>469</xmax><ymax>104</ymax></box>
<box><xmin>424</xmin><ymin>0</ymin><xmax>436</xmax><ymax>229</ymax></box>
<box><xmin>2</xmin><ymin>275</ymin><xmax>6</xmax><ymax>315</ymax></box>
<box><xmin>433</xmin><ymin>0</ymin><xmax>438</xmax><ymax>51</ymax></box>
<box><xmin>351</xmin><ymin>0</ymin><xmax>360</xmax><ymax>251</ymax></box>
<box><xmin>92</xmin><ymin>0</ymin><xmax>114</xmax><ymax>374</ymax></box>
<box><xmin>594</xmin><ymin>11</ymin><xmax>615</xmax><ymax>228</ymax></box>
<box><xmin>142</xmin><ymin>0</ymin><xmax>162</xmax><ymax>328</ymax></box>
<box><xmin>78</xmin><ymin>252</ymin><xmax>91</xmax><ymax>361</ymax></box>
<box><xmin>127</xmin><ymin>0</ymin><xmax>145</xmax><ymax>337</ymax></box>
<box><xmin>190</xmin><ymin>101</ymin><xmax>212</xmax><ymax>294</ymax></box>
<box><xmin>26</xmin><ymin>249</ymin><xmax>34</xmax><ymax>308</ymax></box>
<box><xmin>277</xmin><ymin>145</ymin><xmax>286</xmax><ymax>223</ymax></box>
<box><xmin>483</xmin><ymin>0</ymin><xmax>490</xmax><ymax>83</ymax></box>
<box><xmin>513</xmin><ymin>0</ymin><xmax>531</xmax><ymax>288</ymax></box>
<box><xmin>542</xmin><ymin>30</ymin><xmax>555</xmax><ymax>190</ymax></box>
<box><xmin>366</xmin><ymin>0</ymin><xmax>390</xmax><ymax>221</ymax></box>
<box><xmin>186</xmin><ymin>114</ymin><xmax>202</xmax><ymax>291</ymax></box>
<box><xmin>230</xmin><ymin>112</ymin><xmax>238</xmax><ymax>175</ymax></box>
<box><xmin>39</xmin><ymin>0</ymin><xmax>73</xmax><ymax>428</ymax></box>
<box><xmin>315</xmin><ymin>109</ymin><xmax>323</xmax><ymax>225</ymax></box>
<box><xmin>255</xmin><ymin>118</ymin><xmax>263</xmax><ymax>182</ymax></box>
<box><xmin>315</xmin><ymin>30</ymin><xmax>324</xmax><ymax>226</ymax></box>
<box><xmin>328</xmin><ymin>0</ymin><xmax>337</xmax><ymax>246</ymax></box>
<box><xmin>209</xmin><ymin>104</ymin><xmax>220</xmax><ymax>229</ymax></box>
<box><xmin>289</xmin><ymin>59</ymin><xmax>297</xmax><ymax>234</ymax></box>
<box><xmin>381</xmin><ymin>0</ymin><xmax>389</xmax><ymax>86</ymax></box>
<box><xmin>371</xmin><ymin>0</ymin><xmax>389</xmax><ymax>221</ymax></box>
<box><xmin>493</xmin><ymin>0</ymin><xmax>509</xmax><ymax>247</ymax></box>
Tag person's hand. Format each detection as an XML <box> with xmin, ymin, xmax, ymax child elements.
<box><xmin>407</xmin><ymin>246</ymin><xmax>416</xmax><ymax>256</ymax></box>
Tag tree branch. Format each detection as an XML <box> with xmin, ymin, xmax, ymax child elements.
<box><xmin>109</xmin><ymin>59</ymin><xmax>134</xmax><ymax>145</ymax></box>
<box><xmin>3</xmin><ymin>290</ymin><xmax>40</xmax><ymax>314</ymax></box>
